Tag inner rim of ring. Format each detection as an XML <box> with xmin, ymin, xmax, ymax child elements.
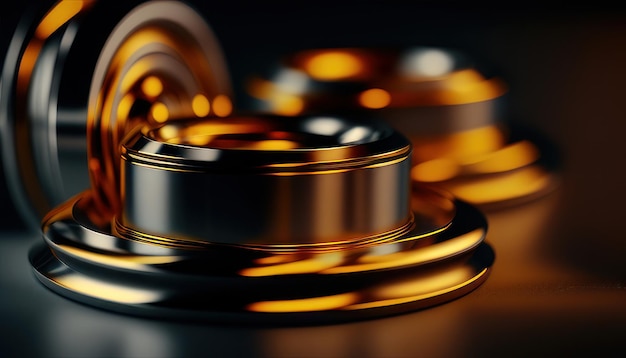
<box><xmin>152</xmin><ymin>115</ymin><xmax>391</xmax><ymax>150</ymax></box>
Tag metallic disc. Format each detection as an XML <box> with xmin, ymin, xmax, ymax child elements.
<box><xmin>118</xmin><ymin>115</ymin><xmax>413</xmax><ymax>248</ymax></box>
<box><xmin>30</xmin><ymin>187</ymin><xmax>493</xmax><ymax>325</ymax></box>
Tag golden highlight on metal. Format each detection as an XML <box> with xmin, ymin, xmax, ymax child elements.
<box><xmin>87</xmin><ymin>0</ymin><xmax>232</xmax><ymax>217</ymax></box>
<box><xmin>0</xmin><ymin>0</ymin><xmax>231</xmax><ymax>228</ymax></box>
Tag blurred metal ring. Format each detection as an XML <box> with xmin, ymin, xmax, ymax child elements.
<box><xmin>118</xmin><ymin>114</ymin><xmax>414</xmax><ymax>248</ymax></box>
<box><xmin>0</xmin><ymin>0</ymin><xmax>232</xmax><ymax>229</ymax></box>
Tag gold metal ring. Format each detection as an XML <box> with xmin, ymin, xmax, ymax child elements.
<box><xmin>87</xmin><ymin>0</ymin><xmax>232</xmax><ymax>217</ymax></box>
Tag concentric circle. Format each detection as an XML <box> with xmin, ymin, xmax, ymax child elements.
<box><xmin>0</xmin><ymin>1</ymin><xmax>232</xmax><ymax>229</ymax></box>
<box><xmin>87</xmin><ymin>1</ymin><xmax>232</xmax><ymax>216</ymax></box>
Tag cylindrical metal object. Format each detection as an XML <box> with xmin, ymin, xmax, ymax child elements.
<box><xmin>118</xmin><ymin>115</ymin><xmax>413</xmax><ymax>248</ymax></box>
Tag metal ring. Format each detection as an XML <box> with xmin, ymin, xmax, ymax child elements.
<box><xmin>118</xmin><ymin>114</ymin><xmax>414</xmax><ymax>248</ymax></box>
<box><xmin>245</xmin><ymin>46</ymin><xmax>560</xmax><ymax>209</ymax></box>
<box><xmin>87</xmin><ymin>0</ymin><xmax>232</xmax><ymax>217</ymax></box>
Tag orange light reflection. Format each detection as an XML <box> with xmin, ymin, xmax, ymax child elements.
<box><xmin>359</xmin><ymin>88</ymin><xmax>391</xmax><ymax>109</ymax></box>
<box><xmin>35</xmin><ymin>0</ymin><xmax>88</xmax><ymax>39</ymax></box>
<box><xmin>462</xmin><ymin>140</ymin><xmax>540</xmax><ymax>174</ymax></box>
<box><xmin>192</xmin><ymin>93</ymin><xmax>211</xmax><ymax>117</ymax></box>
<box><xmin>141</xmin><ymin>75</ymin><xmax>163</xmax><ymax>98</ymax></box>
<box><xmin>347</xmin><ymin>268</ymin><xmax>489</xmax><ymax>310</ymax></box>
<box><xmin>151</xmin><ymin>103</ymin><xmax>169</xmax><ymax>123</ymax></box>
<box><xmin>270</xmin><ymin>94</ymin><xmax>305</xmax><ymax>115</ymax></box>
<box><xmin>116</xmin><ymin>94</ymin><xmax>135</xmax><ymax>120</ymax></box>
<box><xmin>445</xmin><ymin>166</ymin><xmax>552</xmax><ymax>204</ymax></box>
<box><xmin>321</xmin><ymin>228</ymin><xmax>483</xmax><ymax>274</ymax></box>
<box><xmin>248</xmin><ymin>293</ymin><xmax>358</xmax><ymax>313</ymax></box>
<box><xmin>240</xmin><ymin>252</ymin><xmax>343</xmax><ymax>277</ymax></box>
<box><xmin>212</xmin><ymin>95</ymin><xmax>232</xmax><ymax>117</ymax></box>
<box><xmin>411</xmin><ymin>125</ymin><xmax>505</xmax><ymax>164</ymax></box>
<box><xmin>303</xmin><ymin>51</ymin><xmax>363</xmax><ymax>80</ymax></box>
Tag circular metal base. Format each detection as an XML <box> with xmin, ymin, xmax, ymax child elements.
<box><xmin>29</xmin><ymin>188</ymin><xmax>493</xmax><ymax>325</ymax></box>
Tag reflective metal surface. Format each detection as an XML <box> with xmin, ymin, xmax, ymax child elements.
<box><xmin>30</xmin><ymin>186</ymin><xmax>492</xmax><ymax>324</ymax></box>
<box><xmin>0</xmin><ymin>0</ymin><xmax>232</xmax><ymax>228</ymax></box>
<box><xmin>246</xmin><ymin>47</ymin><xmax>559</xmax><ymax>209</ymax></box>
<box><xmin>87</xmin><ymin>1</ymin><xmax>232</xmax><ymax>216</ymax></box>
<box><xmin>120</xmin><ymin>115</ymin><xmax>412</xmax><ymax>247</ymax></box>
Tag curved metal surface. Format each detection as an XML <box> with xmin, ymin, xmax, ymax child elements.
<box><xmin>119</xmin><ymin>115</ymin><xmax>412</xmax><ymax>247</ymax></box>
<box><xmin>87</xmin><ymin>0</ymin><xmax>232</xmax><ymax>217</ymax></box>
<box><xmin>0</xmin><ymin>0</ymin><xmax>232</xmax><ymax>229</ymax></box>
